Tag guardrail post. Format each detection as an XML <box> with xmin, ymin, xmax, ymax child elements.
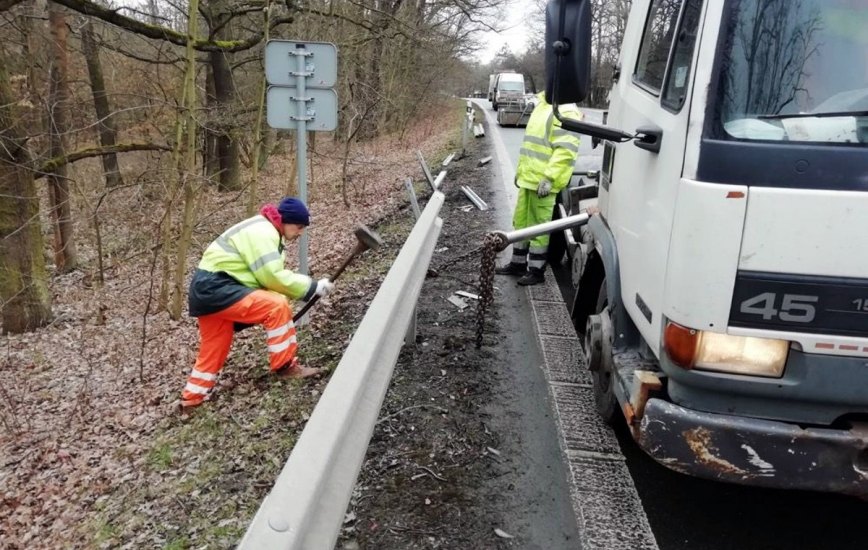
<box><xmin>404</xmin><ymin>305</ymin><xmax>417</xmax><ymax>345</ymax></box>
<box><xmin>404</xmin><ymin>177</ymin><xmax>421</xmax><ymax>219</ymax></box>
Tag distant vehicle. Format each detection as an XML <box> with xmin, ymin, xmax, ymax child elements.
<box><xmin>472</xmin><ymin>90</ymin><xmax>486</xmax><ymax>98</ymax></box>
<box><xmin>488</xmin><ymin>72</ymin><xmax>526</xmax><ymax>111</ymax></box>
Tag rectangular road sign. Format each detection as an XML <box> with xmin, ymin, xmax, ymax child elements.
<box><xmin>266</xmin><ymin>87</ymin><xmax>338</xmax><ymax>131</ymax></box>
<box><xmin>265</xmin><ymin>41</ymin><xmax>337</xmax><ymax>88</ymax></box>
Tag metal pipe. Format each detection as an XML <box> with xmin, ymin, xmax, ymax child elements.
<box><xmin>492</xmin><ymin>212</ymin><xmax>590</xmax><ymax>251</ymax></box>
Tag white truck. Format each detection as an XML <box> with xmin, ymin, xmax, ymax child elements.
<box><xmin>545</xmin><ymin>0</ymin><xmax>868</xmax><ymax>495</ymax></box>
<box><xmin>488</xmin><ymin>72</ymin><xmax>526</xmax><ymax>111</ymax></box>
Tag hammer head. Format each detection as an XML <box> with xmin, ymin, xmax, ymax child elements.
<box><xmin>354</xmin><ymin>225</ymin><xmax>383</xmax><ymax>251</ymax></box>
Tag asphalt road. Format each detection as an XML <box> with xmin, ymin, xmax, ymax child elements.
<box><xmin>478</xmin><ymin>98</ymin><xmax>868</xmax><ymax>550</ymax></box>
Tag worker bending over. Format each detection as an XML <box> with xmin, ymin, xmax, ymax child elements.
<box><xmin>180</xmin><ymin>197</ymin><xmax>333</xmax><ymax>408</ymax></box>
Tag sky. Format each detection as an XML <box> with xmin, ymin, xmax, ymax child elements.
<box><xmin>476</xmin><ymin>0</ymin><xmax>544</xmax><ymax>64</ymax></box>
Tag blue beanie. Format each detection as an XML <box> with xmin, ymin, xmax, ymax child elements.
<box><xmin>277</xmin><ymin>197</ymin><xmax>310</xmax><ymax>226</ymax></box>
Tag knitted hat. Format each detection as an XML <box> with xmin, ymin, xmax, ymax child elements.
<box><xmin>277</xmin><ymin>197</ymin><xmax>310</xmax><ymax>226</ymax></box>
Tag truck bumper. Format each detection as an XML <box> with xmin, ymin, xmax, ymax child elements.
<box><xmin>636</xmin><ymin>398</ymin><xmax>868</xmax><ymax>496</ymax></box>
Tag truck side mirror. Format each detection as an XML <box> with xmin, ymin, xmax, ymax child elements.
<box><xmin>545</xmin><ymin>0</ymin><xmax>591</xmax><ymax>104</ymax></box>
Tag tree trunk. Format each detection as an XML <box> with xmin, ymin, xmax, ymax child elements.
<box><xmin>208</xmin><ymin>49</ymin><xmax>240</xmax><ymax>191</ymax></box>
<box><xmin>247</xmin><ymin>1</ymin><xmax>271</xmax><ymax>215</ymax></box>
<box><xmin>169</xmin><ymin>0</ymin><xmax>201</xmax><ymax>320</ymax></box>
<box><xmin>81</xmin><ymin>20</ymin><xmax>123</xmax><ymax>188</ymax></box>
<box><xmin>0</xmin><ymin>59</ymin><xmax>52</xmax><ymax>333</ymax></box>
<box><xmin>47</xmin><ymin>6</ymin><xmax>77</xmax><ymax>272</ymax></box>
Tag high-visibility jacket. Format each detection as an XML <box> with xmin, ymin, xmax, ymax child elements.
<box><xmin>516</xmin><ymin>93</ymin><xmax>582</xmax><ymax>193</ymax></box>
<box><xmin>188</xmin><ymin>215</ymin><xmax>315</xmax><ymax>317</ymax></box>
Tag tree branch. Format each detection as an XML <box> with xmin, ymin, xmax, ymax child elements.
<box><xmin>35</xmin><ymin>142</ymin><xmax>171</xmax><ymax>177</ymax></box>
<box><xmin>50</xmin><ymin>0</ymin><xmax>292</xmax><ymax>52</ymax></box>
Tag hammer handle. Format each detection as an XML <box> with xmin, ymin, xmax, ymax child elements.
<box><xmin>293</xmin><ymin>243</ymin><xmax>363</xmax><ymax>322</ymax></box>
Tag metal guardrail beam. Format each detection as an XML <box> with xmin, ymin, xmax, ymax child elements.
<box><xmin>238</xmin><ymin>192</ymin><xmax>446</xmax><ymax>550</ymax></box>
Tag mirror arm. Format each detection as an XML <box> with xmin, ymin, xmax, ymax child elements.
<box><xmin>552</xmin><ymin>103</ymin><xmax>635</xmax><ymax>143</ymax></box>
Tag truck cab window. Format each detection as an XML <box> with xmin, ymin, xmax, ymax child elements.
<box><xmin>634</xmin><ymin>0</ymin><xmax>684</xmax><ymax>92</ymax></box>
<box><xmin>716</xmin><ymin>0</ymin><xmax>868</xmax><ymax>144</ymax></box>
<box><xmin>661</xmin><ymin>0</ymin><xmax>702</xmax><ymax>110</ymax></box>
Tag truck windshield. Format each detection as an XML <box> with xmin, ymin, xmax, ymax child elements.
<box><xmin>717</xmin><ymin>0</ymin><xmax>868</xmax><ymax>144</ymax></box>
<box><xmin>498</xmin><ymin>82</ymin><xmax>524</xmax><ymax>92</ymax></box>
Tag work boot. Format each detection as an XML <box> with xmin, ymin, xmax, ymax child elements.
<box><xmin>517</xmin><ymin>268</ymin><xmax>545</xmax><ymax>286</ymax></box>
<box><xmin>494</xmin><ymin>262</ymin><xmax>527</xmax><ymax>276</ymax></box>
<box><xmin>274</xmin><ymin>358</ymin><xmax>325</xmax><ymax>379</ymax></box>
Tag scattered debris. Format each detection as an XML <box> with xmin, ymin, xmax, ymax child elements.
<box><xmin>447</xmin><ymin>295</ymin><xmax>469</xmax><ymax>310</ymax></box>
<box><xmin>473</xmin><ymin>124</ymin><xmax>485</xmax><ymax>137</ymax></box>
<box><xmin>417</xmin><ymin>150</ymin><xmax>436</xmax><ymax>191</ymax></box>
<box><xmin>442</xmin><ymin>152</ymin><xmax>456</xmax><ymax>166</ymax></box>
<box><xmin>458</xmin><ymin>205</ymin><xmax>474</xmax><ymax>212</ymax></box>
<box><xmin>433</xmin><ymin>170</ymin><xmax>447</xmax><ymax>189</ymax></box>
<box><xmin>455</xmin><ymin>290</ymin><xmax>479</xmax><ymax>300</ymax></box>
<box><xmin>436</xmin><ymin>247</ymin><xmax>449</xmax><ymax>253</ymax></box>
<box><xmin>460</xmin><ymin>185</ymin><xmax>489</xmax><ymax>211</ymax></box>
<box><xmin>494</xmin><ymin>528</ymin><xmax>514</xmax><ymax>539</ymax></box>
<box><xmin>486</xmin><ymin>446</ymin><xmax>501</xmax><ymax>456</ymax></box>
<box><xmin>478</xmin><ymin>156</ymin><xmax>492</xmax><ymax>166</ymax></box>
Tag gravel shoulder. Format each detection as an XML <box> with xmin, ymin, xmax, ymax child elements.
<box><xmin>341</xmin><ymin>114</ymin><xmax>580</xmax><ymax>550</ymax></box>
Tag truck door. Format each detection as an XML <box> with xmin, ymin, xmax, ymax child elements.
<box><xmin>605</xmin><ymin>0</ymin><xmax>704</xmax><ymax>353</ymax></box>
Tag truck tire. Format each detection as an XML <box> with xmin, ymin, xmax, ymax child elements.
<box><xmin>493</xmin><ymin>101</ymin><xmax>498</xmax><ymax>111</ymax></box>
<box><xmin>591</xmin><ymin>281</ymin><xmax>619</xmax><ymax>425</ymax></box>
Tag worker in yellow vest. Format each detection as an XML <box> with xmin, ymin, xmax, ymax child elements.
<box><xmin>180</xmin><ymin>198</ymin><xmax>333</xmax><ymax>408</ymax></box>
<box><xmin>496</xmin><ymin>92</ymin><xmax>582</xmax><ymax>285</ymax></box>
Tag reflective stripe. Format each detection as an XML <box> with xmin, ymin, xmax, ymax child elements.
<box><xmin>268</xmin><ymin>335</ymin><xmax>298</xmax><ymax>353</ymax></box>
<box><xmin>529</xmin><ymin>258</ymin><xmax>547</xmax><ymax>269</ymax></box>
<box><xmin>266</xmin><ymin>321</ymin><xmax>293</xmax><ymax>339</ymax></box>
<box><xmin>552</xmin><ymin>128</ymin><xmax>576</xmax><ymax>139</ymax></box>
<box><xmin>213</xmin><ymin>217</ymin><xmax>271</xmax><ymax>254</ymax></box>
<box><xmin>552</xmin><ymin>140</ymin><xmax>579</xmax><ymax>153</ymax></box>
<box><xmin>223</xmin><ymin>216</ymin><xmax>269</xmax><ymax>239</ymax></box>
<box><xmin>511</xmin><ymin>253</ymin><xmax>528</xmax><ymax>264</ymax></box>
<box><xmin>519</xmin><ymin>147</ymin><xmax>550</xmax><ymax>161</ymax></box>
<box><xmin>250</xmin><ymin>250</ymin><xmax>282</xmax><ymax>272</ymax></box>
<box><xmin>215</xmin><ymin>237</ymin><xmax>237</xmax><ymax>254</ymax></box>
<box><xmin>523</xmin><ymin>135</ymin><xmax>550</xmax><ymax>147</ymax></box>
<box><xmin>184</xmin><ymin>382</ymin><xmax>211</xmax><ymax>395</ymax></box>
<box><xmin>190</xmin><ymin>369</ymin><xmax>217</xmax><ymax>381</ymax></box>
<box><xmin>529</xmin><ymin>247</ymin><xmax>547</xmax><ymax>255</ymax></box>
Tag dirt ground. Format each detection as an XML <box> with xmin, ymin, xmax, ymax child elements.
<box><xmin>339</xmin><ymin>126</ymin><xmax>564</xmax><ymax>550</ymax></box>
<box><xmin>0</xmin><ymin>104</ymin><xmax>464</xmax><ymax>548</ymax></box>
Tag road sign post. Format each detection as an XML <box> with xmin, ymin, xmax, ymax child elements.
<box><xmin>265</xmin><ymin>40</ymin><xmax>338</xmax><ymax>283</ymax></box>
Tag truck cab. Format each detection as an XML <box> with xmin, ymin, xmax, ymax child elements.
<box><xmin>547</xmin><ymin>0</ymin><xmax>868</xmax><ymax>495</ymax></box>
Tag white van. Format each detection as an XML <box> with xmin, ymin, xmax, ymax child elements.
<box><xmin>491</xmin><ymin>72</ymin><xmax>525</xmax><ymax>111</ymax></box>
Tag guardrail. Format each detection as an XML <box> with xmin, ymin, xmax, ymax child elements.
<box><xmin>238</xmin><ymin>191</ymin><xmax>446</xmax><ymax>550</ymax></box>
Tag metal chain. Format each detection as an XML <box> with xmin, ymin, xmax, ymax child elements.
<box><xmin>433</xmin><ymin>244</ymin><xmax>484</xmax><ymax>274</ymax></box>
<box><xmin>475</xmin><ymin>233</ymin><xmax>500</xmax><ymax>348</ymax></box>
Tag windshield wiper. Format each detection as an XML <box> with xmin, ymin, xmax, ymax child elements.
<box><xmin>758</xmin><ymin>110</ymin><xmax>868</xmax><ymax>120</ymax></box>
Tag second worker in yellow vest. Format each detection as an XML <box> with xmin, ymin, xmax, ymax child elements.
<box><xmin>496</xmin><ymin>92</ymin><xmax>582</xmax><ymax>285</ymax></box>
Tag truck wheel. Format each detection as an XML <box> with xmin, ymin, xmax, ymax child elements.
<box><xmin>493</xmin><ymin>102</ymin><xmax>498</xmax><ymax>111</ymax></box>
<box><xmin>586</xmin><ymin>280</ymin><xmax>619</xmax><ymax>425</ymax></box>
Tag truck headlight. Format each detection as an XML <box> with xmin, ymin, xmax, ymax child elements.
<box><xmin>663</xmin><ymin>321</ymin><xmax>789</xmax><ymax>377</ymax></box>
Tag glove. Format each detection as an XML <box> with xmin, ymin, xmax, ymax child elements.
<box><xmin>513</xmin><ymin>175</ymin><xmax>519</xmax><ymax>188</ymax></box>
<box><xmin>314</xmin><ymin>278</ymin><xmax>335</xmax><ymax>297</ymax></box>
<box><xmin>537</xmin><ymin>179</ymin><xmax>552</xmax><ymax>198</ymax></box>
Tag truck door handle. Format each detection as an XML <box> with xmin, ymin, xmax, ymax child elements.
<box><xmin>634</xmin><ymin>126</ymin><xmax>663</xmax><ymax>154</ymax></box>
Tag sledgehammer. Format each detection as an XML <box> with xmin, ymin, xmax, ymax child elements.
<box><xmin>293</xmin><ymin>225</ymin><xmax>383</xmax><ymax>322</ymax></box>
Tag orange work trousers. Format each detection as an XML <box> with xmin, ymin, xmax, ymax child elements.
<box><xmin>181</xmin><ymin>290</ymin><xmax>297</xmax><ymax>406</ymax></box>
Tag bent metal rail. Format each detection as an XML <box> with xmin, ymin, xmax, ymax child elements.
<box><xmin>238</xmin><ymin>191</ymin><xmax>446</xmax><ymax>549</ymax></box>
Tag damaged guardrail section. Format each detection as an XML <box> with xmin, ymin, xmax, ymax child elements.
<box><xmin>238</xmin><ymin>191</ymin><xmax>446</xmax><ymax>550</ymax></box>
